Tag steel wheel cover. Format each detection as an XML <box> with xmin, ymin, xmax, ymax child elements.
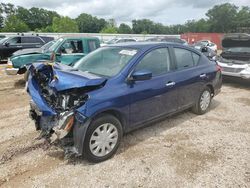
<box><xmin>89</xmin><ymin>123</ymin><xmax>118</xmax><ymax>157</ymax></box>
<box><xmin>200</xmin><ymin>90</ymin><xmax>211</xmax><ymax>111</ymax></box>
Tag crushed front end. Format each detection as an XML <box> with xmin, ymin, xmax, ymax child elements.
<box><xmin>27</xmin><ymin>62</ymin><xmax>106</xmax><ymax>157</ymax></box>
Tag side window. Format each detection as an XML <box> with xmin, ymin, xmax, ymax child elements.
<box><xmin>88</xmin><ymin>40</ymin><xmax>97</xmax><ymax>52</ymax></box>
<box><xmin>8</xmin><ymin>37</ymin><xmax>21</xmax><ymax>44</ymax></box>
<box><xmin>135</xmin><ymin>48</ymin><xmax>171</xmax><ymax>76</ymax></box>
<box><xmin>60</xmin><ymin>40</ymin><xmax>83</xmax><ymax>54</ymax></box>
<box><xmin>21</xmin><ymin>37</ymin><xmax>43</xmax><ymax>44</ymax></box>
<box><xmin>174</xmin><ymin>48</ymin><xmax>199</xmax><ymax>70</ymax></box>
<box><xmin>192</xmin><ymin>52</ymin><xmax>200</xmax><ymax>66</ymax></box>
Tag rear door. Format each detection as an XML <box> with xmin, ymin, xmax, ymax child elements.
<box><xmin>129</xmin><ymin>47</ymin><xmax>179</xmax><ymax>128</ymax></box>
<box><xmin>171</xmin><ymin>47</ymin><xmax>208</xmax><ymax>108</ymax></box>
<box><xmin>56</xmin><ymin>39</ymin><xmax>85</xmax><ymax>66</ymax></box>
<box><xmin>21</xmin><ymin>37</ymin><xmax>43</xmax><ymax>49</ymax></box>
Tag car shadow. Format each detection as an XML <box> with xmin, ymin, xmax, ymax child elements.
<box><xmin>14</xmin><ymin>79</ymin><xmax>26</xmax><ymax>88</ymax></box>
<box><xmin>222</xmin><ymin>76</ymin><xmax>250</xmax><ymax>90</ymax></box>
<box><xmin>47</xmin><ymin>100</ymin><xmax>221</xmax><ymax>165</ymax></box>
<box><xmin>117</xmin><ymin>99</ymin><xmax>220</xmax><ymax>156</ymax></box>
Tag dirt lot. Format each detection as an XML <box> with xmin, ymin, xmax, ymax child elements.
<box><xmin>0</xmin><ymin>64</ymin><xmax>249</xmax><ymax>188</ymax></box>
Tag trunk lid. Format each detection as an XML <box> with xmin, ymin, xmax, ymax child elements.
<box><xmin>221</xmin><ymin>33</ymin><xmax>250</xmax><ymax>62</ymax></box>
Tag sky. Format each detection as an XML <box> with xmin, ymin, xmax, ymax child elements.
<box><xmin>2</xmin><ymin>0</ymin><xmax>250</xmax><ymax>25</ymax></box>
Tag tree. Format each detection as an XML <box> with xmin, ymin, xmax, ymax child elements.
<box><xmin>118</xmin><ymin>23</ymin><xmax>132</xmax><ymax>34</ymax></box>
<box><xmin>132</xmin><ymin>19</ymin><xmax>156</xmax><ymax>34</ymax></box>
<box><xmin>76</xmin><ymin>13</ymin><xmax>107</xmax><ymax>33</ymax></box>
<box><xmin>2</xmin><ymin>15</ymin><xmax>29</xmax><ymax>32</ymax></box>
<box><xmin>206</xmin><ymin>3</ymin><xmax>238</xmax><ymax>32</ymax></box>
<box><xmin>16</xmin><ymin>7</ymin><xmax>60</xmax><ymax>31</ymax></box>
<box><xmin>51</xmin><ymin>16</ymin><xmax>79</xmax><ymax>32</ymax></box>
<box><xmin>100</xmin><ymin>26</ymin><xmax>118</xmax><ymax>33</ymax></box>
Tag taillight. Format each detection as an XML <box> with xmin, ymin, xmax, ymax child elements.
<box><xmin>216</xmin><ymin>64</ymin><xmax>222</xmax><ymax>72</ymax></box>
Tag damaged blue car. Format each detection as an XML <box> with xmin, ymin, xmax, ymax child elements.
<box><xmin>27</xmin><ymin>42</ymin><xmax>222</xmax><ymax>162</ymax></box>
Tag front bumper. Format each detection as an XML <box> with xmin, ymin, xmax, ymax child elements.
<box><xmin>5</xmin><ymin>67</ymin><xmax>19</xmax><ymax>75</ymax></box>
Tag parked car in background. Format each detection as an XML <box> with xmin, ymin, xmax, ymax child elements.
<box><xmin>193</xmin><ymin>40</ymin><xmax>217</xmax><ymax>52</ymax></box>
<box><xmin>5</xmin><ymin>37</ymin><xmax>100</xmax><ymax>75</ymax></box>
<box><xmin>101</xmin><ymin>38</ymin><xmax>137</xmax><ymax>46</ymax></box>
<box><xmin>145</xmin><ymin>37</ymin><xmax>188</xmax><ymax>45</ymax></box>
<box><xmin>0</xmin><ymin>35</ymin><xmax>6</xmax><ymax>39</ymax></box>
<box><xmin>11</xmin><ymin>40</ymin><xmax>55</xmax><ymax>57</ymax></box>
<box><xmin>0</xmin><ymin>34</ymin><xmax>54</xmax><ymax>61</ymax></box>
<box><xmin>27</xmin><ymin>42</ymin><xmax>222</xmax><ymax>162</ymax></box>
<box><xmin>216</xmin><ymin>33</ymin><xmax>250</xmax><ymax>80</ymax></box>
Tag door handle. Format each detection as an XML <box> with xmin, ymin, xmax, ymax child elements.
<box><xmin>166</xmin><ymin>81</ymin><xmax>176</xmax><ymax>87</ymax></box>
<box><xmin>17</xmin><ymin>46</ymin><xmax>22</xmax><ymax>48</ymax></box>
<box><xmin>200</xmin><ymin>74</ymin><xmax>206</xmax><ymax>78</ymax></box>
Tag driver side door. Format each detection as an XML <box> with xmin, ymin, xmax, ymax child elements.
<box><xmin>128</xmin><ymin>47</ymin><xmax>179</xmax><ymax>128</ymax></box>
<box><xmin>56</xmin><ymin>39</ymin><xmax>85</xmax><ymax>66</ymax></box>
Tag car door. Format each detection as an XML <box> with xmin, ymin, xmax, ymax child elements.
<box><xmin>171</xmin><ymin>47</ymin><xmax>206</xmax><ymax>109</ymax></box>
<box><xmin>128</xmin><ymin>47</ymin><xmax>179</xmax><ymax>128</ymax></box>
<box><xmin>56</xmin><ymin>39</ymin><xmax>84</xmax><ymax>66</ymax></box>
<box><xmin>4</xmin><ymin>37</ymin><xmax>22</xmax><ymax>57</ymax></box>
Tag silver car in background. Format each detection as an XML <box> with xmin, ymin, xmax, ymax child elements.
<box><xmin>217</xmin><ymin>33</ymin><xmax>250</xmax><ymax>80</ymax></box>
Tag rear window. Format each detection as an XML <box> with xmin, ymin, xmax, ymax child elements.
<box><xmin>88</xmin><ymin>40</ymin><xmax>98</xmax><ymax>52</ymax></box>
<box><xmin>174</xmin><ymin>48</ymin><xmax>200</xmax><ymax>70</ymax></box>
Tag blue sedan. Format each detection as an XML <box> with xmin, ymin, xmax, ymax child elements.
<box><xmin>27</xmin><ymin>42</ymin><xmax>222</xmax><ymax>162</ymax></box>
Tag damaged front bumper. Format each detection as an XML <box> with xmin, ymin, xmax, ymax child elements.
<box><xmin>28</xmin><ymin>77</ymin><xmax>89</xmax><ymax>156</ymax></box>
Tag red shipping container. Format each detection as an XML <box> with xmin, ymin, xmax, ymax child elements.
<box><xmin>181</xmin><ymin>33</ymin><xmax>224</xmax><ymax>50</ymax></box>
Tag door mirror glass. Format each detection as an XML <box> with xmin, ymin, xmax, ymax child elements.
<box><xmin>131</xmin><ymin>70</ymin><xmax>152</xmax><ymax>81</ymax></box>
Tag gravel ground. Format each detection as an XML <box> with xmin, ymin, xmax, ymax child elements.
<box><xmin>0</xmin><ymin>64</ymin><xmax>249</xmax><ymax>188</ymax></box>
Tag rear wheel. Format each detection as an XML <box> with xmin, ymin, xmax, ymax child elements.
<box><xmin>192</xmin><ymin>87</ymin><xmax>212</xmax><ymax>115</ymax></box>
<box><xmin>84</xmin><ymin>114</ymin><xmax>122</xmax><ymax>163</ymax></box>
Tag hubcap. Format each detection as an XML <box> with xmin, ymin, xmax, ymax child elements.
<box><xmin>200</xmin><ymin>90</ymin><xmax>211</xmax><ymax>111</ymax></box>
<box><xmin>89</xmin><ymin>123</ymin><xmax>118</xmax><ymax>157</ymax></box>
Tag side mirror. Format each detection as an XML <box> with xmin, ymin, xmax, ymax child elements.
<box><xmin>129</xmin><ymin>70</ymin><xmax>152</xmax><ymax>81</ymax></box>
<box><xmin>5</xmin><ymin>42</ymin><xmax>9</xmax><ymax>47</ymax></box>
<box><xmin>201</xmin><ymin>46</ymin><xmax>208</xmax><ymax>53</ymax></box>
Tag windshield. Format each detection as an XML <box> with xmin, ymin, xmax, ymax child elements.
<box><xmin>0</xmin><ymin>37</ymin><xmax>9</xmax><ymax>44</ymax></box>
<box><xmin>226</xmin><ymin>47</ymin><xmax>250</xmax><ymax>53</ymax></box>
<box><xmin>74</xmin><ymin>47</ymin><xmax>138</xmax><ymax>77</ymax></box>
<box><xmin>47</xmin><ymin>38</ymin><xmax>64</xmax><ymax>52</ymax></box>
<box><xmin>42</xmin><ymin>40</ymin><xmax>56</xmax><ymax>51</ymax></box>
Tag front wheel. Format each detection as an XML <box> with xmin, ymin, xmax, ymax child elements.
<box><xmin>192</xmin><ymin>87</ymin><xmax>212</xmax><ymax>115</ymax></box>
<box><xmin>84</xmin><ymin>114</ymin><xmax>122</xmax><ymax>163</ymax></box>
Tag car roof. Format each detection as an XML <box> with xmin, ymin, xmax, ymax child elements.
<box><xmin>61</xmin><ymin>36</ymin><xmax>99</xmax><ymax>40</ymax></box>
<box><xmin>107</xmin><ymin>42</ymin><xmax>187</xmax><ymax>50</ymax></box>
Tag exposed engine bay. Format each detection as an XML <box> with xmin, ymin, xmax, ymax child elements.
<box><xmin>28</xmin><ymin>63</ymin><xmax>106</xmax><ymax>147</ymax></box>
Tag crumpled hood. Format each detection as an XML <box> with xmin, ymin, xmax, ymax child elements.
<box><xmin>222</xmin><ymin>33</ymin><xmax>250</xmax><ymax>48</ymax></box>
<box><xmin>12</xmin><ymin>48</ymin><xmax>43</xmax><ymax>57</ymax></box>
<box><xmin>29</xmin><ymin>62</ymin><xmax>107</xmax><ymax>92</ymax></box>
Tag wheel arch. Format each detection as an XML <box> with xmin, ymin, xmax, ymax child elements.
<box><xmin>206</xmin><ymin>84</ymin><xmax>214</xmax><ymax>97</ymax></box>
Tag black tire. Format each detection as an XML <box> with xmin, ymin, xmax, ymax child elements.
<box><xmin>84</xmin><ymin>114</ymin><xmax>122</xmax><ymax>163</ymax></box>
<box><xmin>192</xmin><ymin>87</ymin><xmax>212</xmax><ymax>115</ymax></box>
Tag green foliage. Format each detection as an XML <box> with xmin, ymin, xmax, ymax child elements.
<box><xmin>2</xmin><ymin>15</ymin><xmax>29</xmax><ymax>32</ymax></box>
<box><xmin>0</xmin><ymin>2</ymin><xmax>250</xmax><ymax>34</ymax></box>
<box><xmin>51</xmin><ymin>16</ymin><xmax>79</xmax><ymax>33</ymax></box>
<box><xmin>118</xmin><ymin>23</ymin><xmax>132</xmax><ymax>34</ymax></box>
<box><xmin>206</xmin><ymin>3</ymin><xmax>238</xmax><ymax>32</ymax></box>
<box><xmin>76</xmin><ymin>13</ymin><xmax>107</xmax><ymax>33</ymax></box>
<box><xmin>100</xmin><ymin>26</ymin><xmax>118</xmax><ymax>33</ymax></box>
